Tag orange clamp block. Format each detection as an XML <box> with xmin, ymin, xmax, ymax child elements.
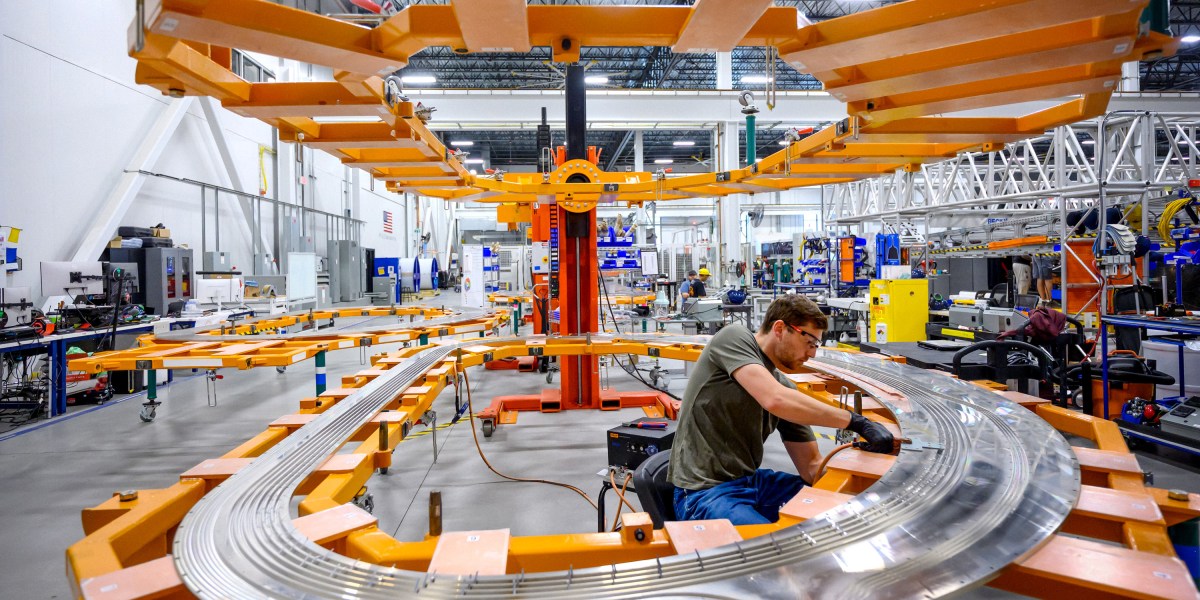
<box><xmin>269</xmin><ymin>414</ymin><xmax>318</xmax><ymax>429</ymax></box>
<box><xmin>428</xmin><ymin>529</ymin><xmax>511</xmax><ymax>576</ymax></box>
<box><xmin>779</xmin><ymin>487</ymin><xmax>854</xmax><ymax>521</ymax></box>
<box><xmin>79</xmin><ymin>555</ymin><xmax>184</xmax><ymax>600</ymax></box>
<box><xmin>292</xmin><ymin>504</ymin><xmax>377</xmax><ymax>546</ymax></box>
<box><xmin>664</xmin><ymin>519</ymin><xmax>742</xmax><ymax>554</ymax></box>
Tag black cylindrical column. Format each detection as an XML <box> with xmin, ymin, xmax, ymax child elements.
<box><xmin>565</xmin><ymin>64</ymin><xmax>586</xmax><ymax>162</ymax></box>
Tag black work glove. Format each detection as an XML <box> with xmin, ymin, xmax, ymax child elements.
<box><xmin>847</xmin><ymin>412</ymin><xmax>895</xmax><ymax>454</ymax></box>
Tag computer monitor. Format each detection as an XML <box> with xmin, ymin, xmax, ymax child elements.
<box><xmin>195</xmin><ymin>275</ymin><xmax>244</xmax><ymax>305</ymax></box>
<box><xmin>41</xmin><ymin>261</ymin><xmax>105</xmax><ymax>298</ymax></box>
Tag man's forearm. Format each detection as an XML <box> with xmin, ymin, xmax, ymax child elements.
<box><xmin>764</xmin><ymin>387</ymin><xmax>852</xmax><ymax>429</ymax></box>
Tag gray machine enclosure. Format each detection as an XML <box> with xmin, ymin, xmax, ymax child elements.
<box><xmin>326</xmin><ymin>240</ymin><xmax>363</xmax><ymax>303</ymax></box>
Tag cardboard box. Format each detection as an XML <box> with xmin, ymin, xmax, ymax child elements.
<box><xmin>109</xmin><ymin>236</ymin><xmax>123</xmax><ymax>248</ymax></box>
<box><xmin>152</xmin><ymin>227</ymin><xmax>171</xmax><ymax>238</ymax></box>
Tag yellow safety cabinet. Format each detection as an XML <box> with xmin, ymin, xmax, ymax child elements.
<box><xmin>869</xmin><ymin>279</ymin><xmax>928</xmax><ymax>343</ymax></box>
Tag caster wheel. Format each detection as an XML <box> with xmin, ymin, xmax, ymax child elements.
<box><xmin>378</xmin><ymin>467</ymin><xmax>388</xmax><ymax>475</ymax></box>
<box><xmin>546</xmin><ymin>372</ymin><xmax>554</xmax><ymax>384</ymax></box>
<box><xmin>482</xmin><ymin>420</ymin><xmax>495</xmax><ymax>438</ymax></box>
<box><xmin>139</xmin><ymin>406</ymin><xmax>157</xmax><ymax>422</ymax></box>
<box><xmin>276</xmin><ymin>366</ymin><xmax>287</xmax><ymax>374</ymax></box>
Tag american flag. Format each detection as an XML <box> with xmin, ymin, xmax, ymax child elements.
<box><xmin>383</xmin><ymin>210</ymin><xmax>393</xmax><ymax>234</ymax></box>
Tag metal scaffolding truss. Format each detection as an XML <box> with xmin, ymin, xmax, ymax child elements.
<box><xmin>826</xmin><ymin>111</ymin><xmax>1200</xmax><ymax>228</ymax></box>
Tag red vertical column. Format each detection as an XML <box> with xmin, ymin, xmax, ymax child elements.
<box><xmin>556</xmin><ymin>206</ymin><xmax>600</xmax><ymax>408</ymax></box>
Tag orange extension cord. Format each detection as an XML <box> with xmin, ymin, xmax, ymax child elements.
<box><xmin>461</xmin><ymin>364</ymin><xmax>598</xmax><ymax>511</ymax></box>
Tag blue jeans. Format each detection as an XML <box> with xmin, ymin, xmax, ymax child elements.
<box><xmin>673</xmin><ymin>469</ymin><xmax>807</xmax><ymax>525</ymax></box>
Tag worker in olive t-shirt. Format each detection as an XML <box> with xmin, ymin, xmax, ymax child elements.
<box><xmin>669</xmin><ymin>294</ymin><xmax>895</xmax><ymax>525</ymax></box>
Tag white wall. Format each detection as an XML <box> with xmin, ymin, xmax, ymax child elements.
<box><xmin>360</xmin><ymin>188</ymin><xmax>410</xmax><ymax>259</ymax></box>
<box><xmin>0</xmin><ymin>2</ymin><xmax>409</xmax><ymax>302</ymax></box>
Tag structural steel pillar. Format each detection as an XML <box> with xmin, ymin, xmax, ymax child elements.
<box><xmin>557</xmin><ymin>64</ymin><xmax>601</xmax><ymax>408</ymax></box>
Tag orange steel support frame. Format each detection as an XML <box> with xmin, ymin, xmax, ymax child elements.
<box><xmin>124</xmin><ymin>0</ymin><xmax>1177</xmax><ymax>204</ymax></box>
<box><xmin>66</xmin><ymin>338</ymin><xmax>1200</xmax><ymax>598</ymax></box>
<box><xmin>71</xmin><ymin>1</ymin><xmax>1191</xmax><ymax>595</ymax></box>
<box><xmin>65</xmin><ymin>306</ymin><xmax>513</xmax><ymax>374</ymax></box>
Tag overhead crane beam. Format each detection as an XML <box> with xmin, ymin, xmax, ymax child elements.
<box><xmin>125</xmin><ymin>0</ymin><xmax>1178</xmax><ymax>204</ymax></box>
<box><xmin>672</xmin><ymin>0</ymin><xmax>774</xmax><ymax>54</ymax></box>
<box><xmin>223</xmin><ymin>81</ymin><xmax>391</xmax><ymax>120</ymax></box>
<box><xmin>776</xmin><ymin>0</ymin><xmax>1150</xmax><ymax>75</ymax></box>
<box><xmin>140</xmin><ymin>0</ymin><xmax>408</xmax><ymax>75</ymax></box>
<box><xmin>449</xmin><ymin>0</ymin><xmax>531</xmax><ymax>53</ymax></box>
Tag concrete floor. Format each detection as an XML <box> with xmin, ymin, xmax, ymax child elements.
<box><xmin>1</xmin><ymin>296</ymin><xmax>1198</xmax><ymax>598</ymax></box>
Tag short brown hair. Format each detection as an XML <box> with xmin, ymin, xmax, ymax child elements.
<box><xmin>759</xmin><ymin>294</ymin><xmax>828</xmax><ymax>333</ymax></box>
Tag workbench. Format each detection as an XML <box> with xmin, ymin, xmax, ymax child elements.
<box><xmin>1100</xmin><ymin>314</ymin><xmax>1200</xmax><ymax>414</ymax></box>
<box><xmin>0</xmin><ymin>311</ymin><xmax>254</xmax><ymax>418</ymax></box>
<box><xmin>0</xmin><ymin>322</ymin><xmax>160</xmax><ymax>417</ymax></box>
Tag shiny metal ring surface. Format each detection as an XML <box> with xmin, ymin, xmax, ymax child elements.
<box><xmin>173</xmin><ymin>331</ymin><xmax>1079</xmax><ymax>599</ymax></box>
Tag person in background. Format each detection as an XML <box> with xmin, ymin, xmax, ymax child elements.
<box><xmin>1012</xmin><ymin>255</ymin><xmax>1032</xmax><ymax>295</ymax></box>
<box><xmin>692</xmin><ymin>267</ymin><xmax>710</xmax><ymax>298</ymax></box>
<box><xmin>669</xmin><ymin>294</ymin><xmax>895</xmax><ymax>525</ymax></box>
<box><xmin>679</xmin><ymin>270</ymin><xmax>698</xmax><ymax>310</ymax></box>
<box><xmin>1032</xmin><ymin>254</ymin><xmax>1056</xmax><ymax>305</ymax></box>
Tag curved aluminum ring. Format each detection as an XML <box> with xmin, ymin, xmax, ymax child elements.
<box><xmin>173</xmin><ymin>331</ymin><xmax>1079</xmax><ymax>599</ymax></box>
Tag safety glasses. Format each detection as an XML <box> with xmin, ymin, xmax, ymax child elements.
<box><xmin>785</xmin><ymin>323</ymin><xmax>822</xmax><ymax>350</ymax></box>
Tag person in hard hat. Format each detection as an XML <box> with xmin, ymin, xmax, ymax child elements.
<box><xmin>680</xmin><ymin>269</ymin><xmax>707</xmax><ymax>302</ymax></box>
<box><xmin>691</xmin><ymin>267</ymin><xmax>709</xmax><ymax>298</ymax></box>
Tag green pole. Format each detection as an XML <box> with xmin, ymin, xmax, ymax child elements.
<box><xmin>419</xmin><ymin>333</ymin><xmax>429</xmax><ymax>346</ymax></box>
<box><xmin>147</xmin><ymin>369</ymin><xmax>157</xmax><ymax>401</ymax></box>
<box><xmin>513</xmin><ymin>302</ymin><xmax>521</xmax><ymax>336</ymax></box>
<box><xmin>315</xmin><ymin>350</ymin><xmax>327</xmax><ymax>395</ymax></box>
<box><xmin>745</xmin><ymin>114</ymin><xmax>757</xmax><ymax>165</ymax></box>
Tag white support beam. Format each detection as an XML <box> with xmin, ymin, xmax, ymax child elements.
<box><xmin>719</xmin><ymin>120</ymin><xmax>743</xmax><ymax>276</ymax></box>
<box><xmin>199</xmin><ymin>97</ymin><xmax>277</xmax><ymax>258</ymax></box>
<box><xmin>634</xmin><ymin>130</ymin><xmax>644</xmax><ymax>172</ymax></box>
<box><xmin>716</xmin><ymin>52</ymin><xmax>732</xmax><ymax>90</ymax></box>
<box><xmin>70</xmin><ymin>97</ymin><xmax>194</xmax><ymax>263</ymax></box>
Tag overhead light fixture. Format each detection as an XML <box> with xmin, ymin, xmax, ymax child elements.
<box><xmin>1082</xmin><ymin>139</ymin><xmax>1095</xmax><ymax>145</ymax></box>
<box><xmin>672</xmin><ymin>141</ymin><xmax>695</xmax><ymax>146</ymax></box>
<box><xmin>654</xmin><ymin>159</ymin><xmax>674</xmax><ymax>164</ymax></box>
<box><xmin>463</xmin><ymin>158</ymin><xmax>485</xmax><ymax>164</ymax></box>
<box><xmin>585</xmin><ymin>75</ymin><xmax>609</xmax><ymax>84</ymax></box>
<box><xmin>451</xmin><ymin>141</ymin><xmax>474</xmax><ymax>146</ymax></box>
<box><xmin>778</xmin><ymin>140</ymin><xmax>790</xmax><ymax>146</ymax></box>
<box><xmin>1182</xmin><ymin>35</ymin><xmax>1200</xmax><ymax>43</ymax></box>
<box><xmin>400</xmin><ymin>75</ymin><xmax>436</xmax><ymax>84</ymax></box>
<box><xmin>741</xmin><ymin>75</ymin><xmax>773</xmax><ymax>84</ymax></box>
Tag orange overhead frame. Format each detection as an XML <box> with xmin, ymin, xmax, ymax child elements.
<box><xmin>126</xmin><ymin>0</ymin><xmax>1178</xmax><ymax>206</ymax></box>
<box><xmin>449</xmin><ymin>0</ymin><xmax>531</xmax><ymax>53</ymax></box>
<box><xmin>671</xmin><ymin>0</ymin><xmax>773</xmax><ymax>54</ymax></box>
